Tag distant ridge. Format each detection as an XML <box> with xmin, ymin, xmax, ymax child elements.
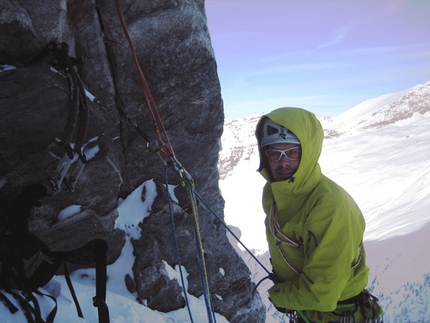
<box><xmin>321</xmin><ymin>81</ymin><xmax>430</xmax><ymax>136</ymax></box>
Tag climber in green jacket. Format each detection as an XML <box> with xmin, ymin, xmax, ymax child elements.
<box><xmin>255</xmin><ymin>107</ymin><xmax>383</xmax><ymax>323</ymax></box>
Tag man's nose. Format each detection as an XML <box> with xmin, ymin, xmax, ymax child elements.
<box><xmin>279</xmin><ymin>155</ymin><xmax>291</xmax><ymax>166</ymax></box>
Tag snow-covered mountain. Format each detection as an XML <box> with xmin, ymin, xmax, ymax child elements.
<box><xmin>218</xmin><ymin>81</ymin><xmax>430</xmax><ymax>322</ymax></box>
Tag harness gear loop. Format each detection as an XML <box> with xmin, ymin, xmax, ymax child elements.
<box><xmin>281</xmin><ymin>290</ymin><xmax>383</xmax><ymax>323</ymax></box>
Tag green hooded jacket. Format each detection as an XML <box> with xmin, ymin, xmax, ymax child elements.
<box><xmin>256</xmin><ymin>107</ymin><xmax>371</xmax><ymax>322</ymax></box>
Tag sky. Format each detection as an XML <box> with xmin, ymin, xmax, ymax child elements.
<box><xmin>205</xmin><ymin>0</ymin><xmax>430</xmax><ymax>122</ymax></box>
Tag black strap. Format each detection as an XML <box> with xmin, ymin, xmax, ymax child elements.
<box><xmin>93</xmin><ymin>239</ymin><xmax>109</xmax><ymax>323</ymax></box>
<box><xmin>48</xmin><ymin>239</ymin><xmax>109</xmax><ymax>323</ymax></box>
<box><xmin>0</xmin><ymin>290</ymin><xmax>19</xmax><ymax>314</ymax></box>
<box><xmin>35</xmin><ymin>290</ymin><xmax>58</xmax><ymax>323</ymax></box>
<box><xmin>9</xmin><ymin>290</ymin><xmax>58</xmax><ymax>323</ymax></box>
<box><xmin>2</xmin><ymin>236</ymin><xmax>109</xmax><ymax>322</ymax></box>
<box><xmin>63</xmin><ymin>263</ymin><xmax>84</xmax><ymax>319</ymax></box>
<box><xmin>31</xmin><ymin>290</ymin><xmax>58</xmax><ymax>323</ymax></box>
<box><xmin>11</xmin><ymin>291</ymin><xmax>37</xmax><ymax>323</ymax></box>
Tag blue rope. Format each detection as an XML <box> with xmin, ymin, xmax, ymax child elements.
<box><xmin>165</xmin><ymin>164</ymin><xmax>217</xmax><ymax>323</ymax></box>
<box><xmin>194</xmin><ymin>191</ymin><xmax>271</xmax><ymax>276</ymax></box>
<box><xmin>164</xmin><ymin>166</ymin><xmax>194</xmax><ymax>323</ymax></box>
<box><xmin>188</xmin><ymin>185</ymin><xmax>217</xmax><ymax>323</ymax></box>
<box><xmin>177</xmin><ymin>170</ymin><xmax>216</xmax><ymax>323</ymax></box>
<box><xmin>194</xmin><ymin>230</ymin><xmax>217</xmax><ymax>323</ymax></box>
<box><xmin>164</xmin><ymin>162</ymin><xmax>273</xmax><ymax>323</ymax></box>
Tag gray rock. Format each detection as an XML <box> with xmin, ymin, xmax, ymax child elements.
<box><xmin>0</xmin><ymin>0</ymin><xmax>265</xmax><ymax>321</ymax></box>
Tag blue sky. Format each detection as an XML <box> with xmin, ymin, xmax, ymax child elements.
<box><xmin>205</xmin><ymin>0</ymin><xmax>430</xmax><ymax>122</ymax></box>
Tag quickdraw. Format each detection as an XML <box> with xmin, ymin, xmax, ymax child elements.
<box><xmin>31</xmin><ymin>41</ymin><xmax>90</xmax><ymax>192</ymax></box>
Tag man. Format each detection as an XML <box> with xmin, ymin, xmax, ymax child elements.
<box><xmin>255</xmin><ymin>107</ymin><xmax>382</xmax><ymax>322</ymax></box>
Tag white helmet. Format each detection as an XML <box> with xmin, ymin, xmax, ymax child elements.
<box><xmin>260</xmin><ymin>118</ymin><xmax>300</xmax><ymax>147</ymax></box>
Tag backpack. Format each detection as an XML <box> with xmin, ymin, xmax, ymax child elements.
<box><xmin>0</xmin><ymin>184</ymin><xmax>109</xmax><ymax>323</ymax></box>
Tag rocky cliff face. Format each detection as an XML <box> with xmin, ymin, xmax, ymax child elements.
<box><xmin>0</xmin><ymin>0</ymin><xmax>265</xmax><ymax>321</ymax></box>
<box><xmin>218</xmin><ymin>114</ymin><xmax>263</xmax><ymax>180</ymax></box>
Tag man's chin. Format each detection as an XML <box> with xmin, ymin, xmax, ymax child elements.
<box><xmin>274</xmin><ymin>173</ymin><xmax>293</xmax><ymax>182</ymax></box>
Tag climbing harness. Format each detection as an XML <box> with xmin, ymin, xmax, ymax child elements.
<box><xmin>274</xmin><ymin>292</ymin><xmax>383</xmax><ymax>323</ymax></box>
<box><xmin>30</xmin><ymin>41</ymin><xmax>90</xmax><ymax>192</ymax></box>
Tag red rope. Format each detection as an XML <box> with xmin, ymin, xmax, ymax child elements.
<box><xmin>114</xmin><ymin>0</ymin><xmax>175</xmax><ymax>159</ymax></box>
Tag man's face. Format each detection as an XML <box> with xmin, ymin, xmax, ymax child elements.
<box><xmin>265</xmin><ymin>143</ymin><xmax>301</xmax><ymax>182</ymax></box>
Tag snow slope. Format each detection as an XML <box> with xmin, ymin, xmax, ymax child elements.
<box><xmin>220</xmin><ymin>81</ymin><xmax>430</xmax><ymax>322</ymax></box>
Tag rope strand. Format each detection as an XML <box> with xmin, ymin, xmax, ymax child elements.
<box><xmin>194</xmin><ymin>191</ymin><xmax>271</xmax><ymax>276</ymax></box>
<box><xmin>114</xmin><ymin>0</ymin><xmax>175</xmax><ymax>159</ymax></box>
<box><xmin>165</xmin><ymin>164</ymin><xmax>216</xmax><ymax>323</ymax></box>
<box><xmin>164</xmin><ymin>166</ymin><xmax>195</xmax><ymax>323</ymax></box>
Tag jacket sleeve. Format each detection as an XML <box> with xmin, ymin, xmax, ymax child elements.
<box><xmin>268</xmin><ymin>194</ymin><xmax>366</xmax><ymax>312</ymax></box>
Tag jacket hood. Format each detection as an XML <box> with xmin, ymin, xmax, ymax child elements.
<box><xmin>256</xmin><ymin>107</ymin><xmax>324</xmax><ymax>194</ymax></box>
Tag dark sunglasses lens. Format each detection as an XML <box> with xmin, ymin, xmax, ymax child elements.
<box><xmin>266</xmin><ymin>150</ymin><xmax>282</xmax><ymax>161</ymax></box>
<box><xmin>286</xmin><ymin>149</ymin><xmax>300</xmax><ymax>159</ymax></box>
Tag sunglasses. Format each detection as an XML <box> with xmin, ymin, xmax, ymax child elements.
<box><xmin>265</xmin><ymin>147</ymin><xmax>301</xmax><ymax>162</ymax></box>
